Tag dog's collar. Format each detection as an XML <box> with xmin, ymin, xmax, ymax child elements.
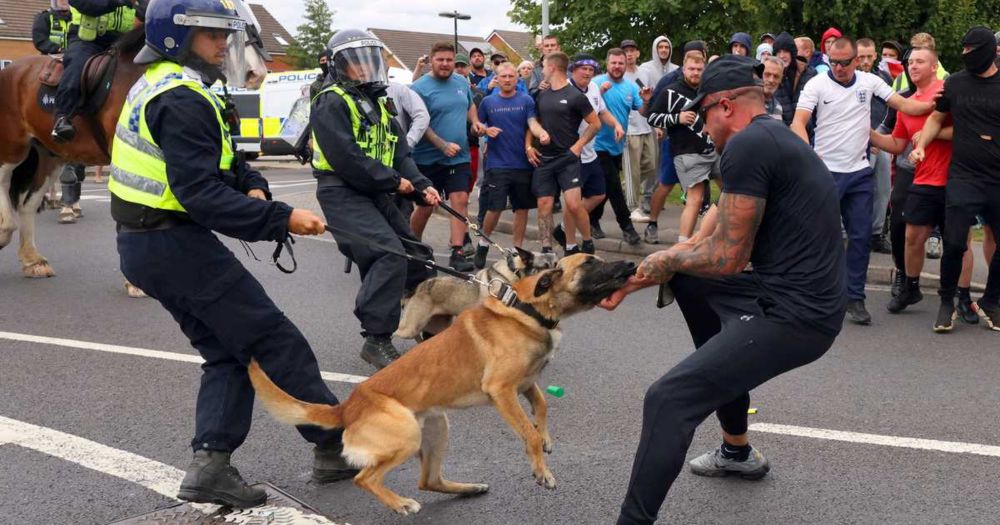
<box><xmin>513</xmin><ymin>300</ymin><xmax>559</xmax><ymax>329</ymax></box>
<box><xmin>489</xmin><ymin>280</ymin><xmax>559</xmax><ymax>329</ymax></box>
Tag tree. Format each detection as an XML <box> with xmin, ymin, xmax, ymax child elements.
<box><xmin>508</xmin><ymin>0</ymin><xmax>1000</xmax><ymax>71</ymax></box>
<box><xmin>287</xmin><ymin>0</ymin><xmax>336</xmax><ymax>69</ymax></box>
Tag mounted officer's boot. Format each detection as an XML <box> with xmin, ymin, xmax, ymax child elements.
<box><xmin>51</xmin><ymin>115</ymin><xmax>76</xmax><ymax>143</ymax></box>
<box><xmin>312</xmin><ymin>441</ymin><xmax>360</xmax><ymax>483</ymax></box>
<box><xmin>177</xmin><ymin>450</ymin><xmax>267</xmax><ymax>508</ymax></box>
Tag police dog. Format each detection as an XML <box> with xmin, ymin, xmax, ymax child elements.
<box><xmin>249</xmin><ymin>254</ymin><xmax>636</xmax><ymax>515</ymax></box>
<box><xmin>394</xmin><ymin>247</ymin><xmax>558</xmax><ymax>340</ymax></box>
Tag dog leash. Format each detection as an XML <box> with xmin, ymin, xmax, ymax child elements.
<box><xmin>436</xmin><ymin>201</ymin><xmax>513</xmax><ymax>257</ymax></box>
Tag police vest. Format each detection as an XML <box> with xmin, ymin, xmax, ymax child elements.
<box><xmin>109</xmin><ymin>61</ymin><xmax>235</xmax><ymax>213</ymax></box>
<box><xmin>311</xmin><ymin>85</ymin><xmax>397</xmax><ymax>172</ymax></box>
<box><xmin>48</xmin><ymin>13</ymin><xmax>69</xmax><ymax>48</ymax></box>
<box><xmin>70</xmin><ymin>6</ymin><xmax>135</xmax><ymax>41</ymax></box>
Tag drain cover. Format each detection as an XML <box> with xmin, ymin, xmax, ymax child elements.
<box><xmin>109</xmin><ymin>482</ymin><xmax>345</xmax><ymax>524</ymax></box>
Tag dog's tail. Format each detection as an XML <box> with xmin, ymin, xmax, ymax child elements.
<box><xmin>248</xmin><ymin>360</ymin><xmax>344</xmax><ymax>429</ymax></box>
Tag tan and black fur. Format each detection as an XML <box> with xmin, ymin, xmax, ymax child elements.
<box><xmin>394</xmin><ymin>247</ymin><xmax>558</xmax><ymax>339</ymax></box>
<box><xmin>249</xmin><ymin>254</ymin><xmax>635</xmax><ymax>515</ymax></box>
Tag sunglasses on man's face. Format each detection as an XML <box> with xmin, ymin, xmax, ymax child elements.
<box><xmin>830</xmin><ymin>56</ymin><xmax>857</xmax><ymax>67</ymax></box>
<box><xmin>493</xmin><ymin>60</ymin><xmax>503</xmax><ymax>66</ymax></box>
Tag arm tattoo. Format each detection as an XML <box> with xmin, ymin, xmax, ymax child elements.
<box><xmin>538</xmin><ymin>213</ymin><xmax>554</xmax><ymax>248</ymax></box>
<box><xmin>639</xmin><ymin>192</ymin><xmax>766</xmax><ymax>282</ymax></box>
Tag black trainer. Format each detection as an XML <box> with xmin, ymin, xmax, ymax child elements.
<box><xmin>473</xmin><ymin>245</ymin><xmax>489</xmax><ymax>270</ymax></box>
<box><xmin>449</xmin><ymin>247</ymin><xmax>474</xmax><ymax>272</ymax></box>
<box><xmin>552</xmin><ymin>224</ymin><xmax>567</xmax><ymax>250</ymax></box>
<box><xmin>581</xmin><ymin>239</ymin><xmax>595</xmax><ymax>254</ymax></box>
<box><xmin>51</xmin><ymin>115</ymin><xmax>76</xmax><ymax>143</ymax></box>
<box><xmin>870</xmin><ymin>234</ymin><xmax>891</xmax><ymax>254</ymax></box>
<box><xmin>956</xmin><ymin>296</ymin><xmax>979</xmax><ymax>324</ymax></box>
<box><xmin>976</xmin><ymin>300</ymin><xmax>1000</xmax><ymax>331</ymax></box>
<box><xmin>846</xmin><ymin>299</ymin><xmax>872</xmax><ymax>325</ymax></box>
<box><xmin>590</xmin><ymin>221</ymin><xmax>606</xmax><ymax>239</ymax></box>
<box><xmin>177</xmin><ymin>450</ymin><xmax>267</xmax><ymax>509</ymax></box>
<box><xmin>891</xmin><ymin>270</ymin><xmax>905</xmax><ymax>297</ymax></box>
<box><xmin>360</xmin><ymin>334</ymin><xmax>401</xmax><ymax>369</ymax></box>
<box><xmin>564</xmin><ymin>246</ymin><xmax>581</xmax><ymax>257</ymax></box>
<box><xmin>622</xmin><ymin>226</ymin><xmax>641</xmax><ymax>246</ymax></box>
<box><xmin>887</xmin><ymin>286</ymin><xmax>922</xmax><ymax>313</ymax></box>
<box><xmin>313</xmin><ymin>442</ymin><xmax>361</xmax><ymax>483</ymax></box>
<box><xmin>933</xmin><ymin>300</ymin><xmax>956</xmax><ymax>333</ymax></box>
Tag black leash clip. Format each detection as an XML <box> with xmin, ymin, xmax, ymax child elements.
<box><xmin>271</xmin><ymin>234</ymin><xmax>298</xmax><ymax>274</ymax></box>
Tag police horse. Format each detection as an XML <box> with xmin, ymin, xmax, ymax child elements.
<box><xmin>0</xmin><ymin>1</ymin><xmax>268</xmax><ymax>278</ymax></box>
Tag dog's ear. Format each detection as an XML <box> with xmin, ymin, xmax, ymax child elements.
<box><xmin>533</xmin><ymin>269</ymin><xmax>564</xmax><ymax>297</ymax></box>
<box><xmin>515</xmin><ymin>246</ymin><xmax>534</xmax><ymax>266</ymax></box>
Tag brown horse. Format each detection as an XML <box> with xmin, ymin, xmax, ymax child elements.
<box><xmin>0</xmin><ymin>13</ymin><xmax>268</xmax><ymax>278</ymax></box>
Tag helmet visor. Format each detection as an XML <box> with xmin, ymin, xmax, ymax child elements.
<box><xmin>332</xmin><ymin>46</ymin><xmax>388</xmax><ymax>86</ymax></box>
<box><xmin>221</xmin><ymin>29</ymin><xmax>251</xmax><ymax>87</ymax></box>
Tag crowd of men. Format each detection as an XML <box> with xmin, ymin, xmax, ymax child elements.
<box><xmin>378</xmin><ymin>27</ymin><xmax>1000</xmax><ymax>334</ymax></box>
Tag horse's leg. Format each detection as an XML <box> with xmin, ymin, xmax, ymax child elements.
<box><xmin>0</xmin><ymin>163</ymin><xmax>16</xmax><ymax>249</ymax></box>
<box><xmin>17</xmin><ymin>157</ymin><xmax>61</xmax><ymax>278</ymax></box>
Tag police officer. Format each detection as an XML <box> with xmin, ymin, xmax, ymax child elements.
<box><xmin>311</xmin><ymin>30</ymin><xmax>442</xmax><ymax>369</ymax></box>
<box><xmin>52</xmin><ymin>0</ymin><xmax>136</xmax><ymax>142</ymax></box>
<box><xmin>32</xmin><ymin>0</ymin><xmax>72</xmax><ymax>55</ymax></box>
<box><xmin>110</xmin><ymin>0</ymin><xmax>357</xmax><ymax>508</ymax></box>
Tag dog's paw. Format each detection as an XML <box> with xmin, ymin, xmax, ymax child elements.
<box><xmin>533</xmin><ymin>469</ymin><xmax>556</xmax><ymax>490</ymax></box>
<box><xmin>542</xmin><ymin>436</ymin><xmax>554</xmax><ymax>454</ymax></box>
<box><xmin>391</xmin><ymin>497</ymin><xmax>422</xmax><ymax>515</ymax></box>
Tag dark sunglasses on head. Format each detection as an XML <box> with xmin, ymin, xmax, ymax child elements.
<box><xmin>829</xmin><ymin>56</ymin><xmax>857</xmax><ymax>67</ymax></box>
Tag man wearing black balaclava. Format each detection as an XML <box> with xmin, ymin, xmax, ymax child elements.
<box><xmin>912</xmin><ymin>26</ymin><xmax>1000</xmax><ymax>333</ymax></box>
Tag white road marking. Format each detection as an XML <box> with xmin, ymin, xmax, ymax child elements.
<box><xmin>749</xmin><ymin>423</ymin><xmax>1000</xmax><ymax>458</ymax></box>
<box><xmin>0</xmin><ymin>331</ymin><xmax>368</xmax><ymax>384</ymax></box>
<box><xmin>0</xmin><ymin>416</ymin><xmax>343</xmax><ymax>523</ymax></box>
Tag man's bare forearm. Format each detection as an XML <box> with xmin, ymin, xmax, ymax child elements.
<box><xmin>423</xmin><ymin>127</ymin><xmax>447</xmax><ymax>150</ymax></box>
<box><xmin>638</xmin><ymin>193</ymin><xmax>765</xmax><ymax>282</ymax></box>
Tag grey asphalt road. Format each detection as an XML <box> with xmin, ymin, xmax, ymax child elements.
<box><xmin>2</xmin><ymin>169</ymin><xmax>999</xmax><ymax>525</ymax></box>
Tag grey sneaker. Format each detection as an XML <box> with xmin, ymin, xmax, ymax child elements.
<box><xmin>643</xmin><ymin>223</ymin><xmax>659</xmax><ymax>244</ymax></box>
<box><xmin>926</xmin><ymin>235</ymin><xmax>942</xmax><ymax>259</ymax></box>
<box><xmin>689</xmin><ymin>446</ymin><xmax>770</xmax><ymax>480</ymax></box>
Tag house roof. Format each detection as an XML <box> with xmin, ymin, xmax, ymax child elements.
<box><xmin>248</xmin><ymin>3</ymin><xmax>295</xmax><ymax>56</ymax></box>
<box><xmin>369</xmin><ymin>27</ymin><xmax>491</xmax><ymax>73</ymax></box>
<box><xmin>490</xmin><ymin>29</ymin><xmax>536</xmax><ymax>62</ymax></box>
<box><xmin>0</xmin><ymin>0</ymin><xmax>50</xmax><ymax>40</ymax></box>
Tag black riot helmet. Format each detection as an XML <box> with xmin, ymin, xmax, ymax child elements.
<box><xmin>327</xmin><ymin>29</ymin><xmax>388</xmax><ymax>88</ymax></box>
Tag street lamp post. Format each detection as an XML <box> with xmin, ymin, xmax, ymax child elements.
<box><xmin>438</xmin><ymin>10</ymin><xmax>471</xmax><ymax>52</ymax></box>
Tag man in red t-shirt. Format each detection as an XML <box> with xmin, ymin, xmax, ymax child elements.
<box><xmin>871</xmin><ymin>47</ymin><xmax>974</xmax><ymax>316</ymax></box>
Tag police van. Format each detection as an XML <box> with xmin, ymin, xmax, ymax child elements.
<box><xmin>215</xmin><ymin>68</ymin><xmax>320</xmax><ymax>157</ymax></box>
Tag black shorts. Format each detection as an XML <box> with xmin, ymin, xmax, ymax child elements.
<box><xmin>483</xmin><ymin>168</ymin><xmax>536</xmax><ymax>211</ymax></box>
<box><xmin>532</xmin><ymin>152</ymin><xmax>582</xmax><ymax>198</ymax></box>
<box><xmin>903</xmin><ymin>184</ymin><xmax>946</xmax><ymax>227</ymax></box>
<box><xmin>417</xmin><ymin>163</ymin><xmax>472</xmax><ymax>198</ymax></box>
<box><xmin>580</xmin><ymin>160</ymin><xmax>606</xmax><ymax>198</ymax></box>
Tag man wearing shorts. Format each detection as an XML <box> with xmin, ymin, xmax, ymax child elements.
<box><xmin>474</xmin><ymin>62</ymin><xmax>550</xmax><ymax>268</ymax></box>
<box><xmin>529</xmin><ymin>52</ymin><xmax>601</xmax><ymax>253</ymax></box>
<box><xmin>603</xmin><ymin>56</ymin><xmax>847</xmax><ymax>525</ymax></box>
<box><xmin>409</xmin><ymin>41</ymin><xmax>487</xmax><ymax>271</ymax></box>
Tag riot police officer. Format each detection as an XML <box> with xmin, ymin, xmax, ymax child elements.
<box><xmin>52</xmin><ymin>0</ymin><xmax>137</xmax><ymax>142</ymax></box>
<box><xmin>110</xmin><ymin>0</ymin><xmax>357</xmax><ymax>508</ymax></box>
<box><xmin>311</xmin><ymin>29</ymin><xmax>441</xmax><ymax>369</ymax></box>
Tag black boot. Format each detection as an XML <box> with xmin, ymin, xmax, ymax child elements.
<box><xmin>581</xmin><ymin>239</ymin><xmax>595</xmax><ymax>254</ymax></box>
<box><xmin>449</xmin><ymin>246</ymin><xmax>474</xmax><ymax>272</ymax></box>
<box><xmin>552</xmin><ymin>224</ymin><xmax>567</xmax><ymax>250</ymax></box>
<box><xmin>590</xmin><ymin>221</ymin><xmax>605</xmax><ymax>239</ymax></box>
<box><xmin>51</xmin><ymin>115</ymin><xmax>76</xmax><ymax>143</ymax></box>
<box><xmin>473</xmin><ymin>244</ymin><xmax>489</xmax><ymax>270</ymax></box>
<box><xmin>360</xmin><ymin>333</ymin><xmax>401</xmax><ymax>369</ymax></box>
<box><xmin>313</xmin><ymin>442</ymin><xmax>361</xmax><ymax>484</ymax></box>
<box><xmin>177</xmin><ymin>450</ymin><xmax>267</xmax><ymax>508</ymax></box>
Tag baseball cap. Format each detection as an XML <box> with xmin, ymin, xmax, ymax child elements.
<box><xmin>455</xmin><ymin>53</ymin><xmax>470</xmax><ymax>65</ymax></box>
<box><xmin>620</xmin><ymin>39</ymin><xmax>639</xmax><ymax>49</ymax></box>
<box><xmin>490</xmin><ymin>52</ymin><xmax>507</xmax><ymax>62</ymax></box>
<box><xmin>880</xmin><ymin>40</ymin><xmax>904</xmax><ymax>57</ymax></box>
<box><xmin>468</xmin><ymin>47</ymin><xmax>485</xmax><ymax>56</ymax></box>
<box><xmin>682</xmin><ymin>55</ymin><xmax>764</xmax><ymax>111</ymax></box>
<box><xmin>760</xmin><ymin>32</ymin><xmax>775</xmax><ymax>41</ymax></box>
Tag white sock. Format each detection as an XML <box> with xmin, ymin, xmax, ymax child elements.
<box><xmin>566</xmin><ymin>243</ymin><xmax>578</xmax><ymax>250</ymax></box>
<box><xmin>678</xmin><ymin>235</ymin><xmax>689</xmax><ymax>243</ymax></box>
<box><xmin>478</xmin><ymin>239</ymin><xmax>490</xmax><ymax>247</ymax></box>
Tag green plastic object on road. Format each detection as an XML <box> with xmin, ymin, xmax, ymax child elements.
<box><xmin>546</xmin><ymin>385</ymin><xmax>564</xmax><ymax>398</ymax></box>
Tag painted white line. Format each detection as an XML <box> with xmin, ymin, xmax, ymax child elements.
<box><xmin>0</xmin><ymin>331</ymin><xmax>368</xmax><ymax>384</ymax></box>
<box><xmin>749</xmin><ymin>423</ymin><xmax>1000</xmax><ymax>458</ymax></box>
<box><xmin>0</xmin><ymin>415</ymin><xmax>184</xmax><ymax>499</ymax></box>
<box><xmin>0</xmin><ymin>416</ymin><xmax>344</xmax><ymax>523</ymax></box>
<box><xmin>266</xmin><ymin>181</ymin><xmax>317</xmax><ymax>189</ymax></box>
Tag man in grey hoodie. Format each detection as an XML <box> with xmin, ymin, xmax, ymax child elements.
<box><xmin>621</xmin><ymin>39</ymin><xmax>663</xmax><ymax>217</ymax></box>
<box><xmin>634</xmin><ymin>36</ymin><xmax>678</xmax><ymax>220</ymax></box>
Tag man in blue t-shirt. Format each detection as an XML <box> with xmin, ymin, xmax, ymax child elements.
<box><xmin>409</xmin><ymin>42</ymin><xmax>487</xmax><ymax>271</ymax></box>
<box><xmin>591</xmin><ymin>48</ymin><xmax>651</xmax><ymax>245</ymax></box>
<box><xmin>473</xmin><ymin>62</ymin><xmax>550</xmax><ymax>268</ymax></box>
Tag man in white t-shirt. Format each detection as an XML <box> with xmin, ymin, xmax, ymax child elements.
<box><xmin>792</xmin><ymin>36</ymin><xmax>933</xmax><ymax>325</ymax></box>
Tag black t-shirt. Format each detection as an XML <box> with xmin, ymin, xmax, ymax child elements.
<box><xmin>720</xmin><ymin>115</ymin><xmax>847</xmax><ymax>335</ymax></box>
<box><xmin>937</xmin><ymin>69</ymin><xmax>1000</xmax><ymax>183</ymax></box>
<box><xmin>535</xmin><ymin>83</ymin><xmax>594</xmax><ymax>157</ymax></box>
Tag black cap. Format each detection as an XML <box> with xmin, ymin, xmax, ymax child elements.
<box><xmin>880</xmin><ymin>40</ymin><xmax>903</xmax><ymax>57</ymax></box>
<box><xmin>490</xmin><ymin>52</ymin><xmax>507</xmax><ymax>61</ymax></box>
<box><xmin>682</xmin><ymin>55</ymin><xmax>764</xmax><ymax>111</ymax></box>
<box><xmin>469</xmin><ymin>47</ymin><xmax>485</xmax><ymax>56</ymax></box>
<box><xmin>620</xmin><ymin>39</ymin><xmax>639</xmax><ymax>49</ymax></box>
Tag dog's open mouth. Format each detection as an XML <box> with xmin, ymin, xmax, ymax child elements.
<box><xmin>576</xmin><ymin>260</ymin><xmax>637</xmax><ymax>304</ymax></box>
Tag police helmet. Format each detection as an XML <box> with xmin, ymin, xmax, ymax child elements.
<box><xmin>135</xmin><ymin>0</ymin><xmax>246</xmax><ymax>66</ymax></box>
<box><xmin>327</xmin><ymin>29</ymin><xmax>388</xmax><ymax>88</ymax></box>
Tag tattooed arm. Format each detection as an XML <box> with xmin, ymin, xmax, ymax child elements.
<box><xmin>600</xmin><ymin>192</ymin><xmax>765</xmax><ymax>310</ymax></box>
